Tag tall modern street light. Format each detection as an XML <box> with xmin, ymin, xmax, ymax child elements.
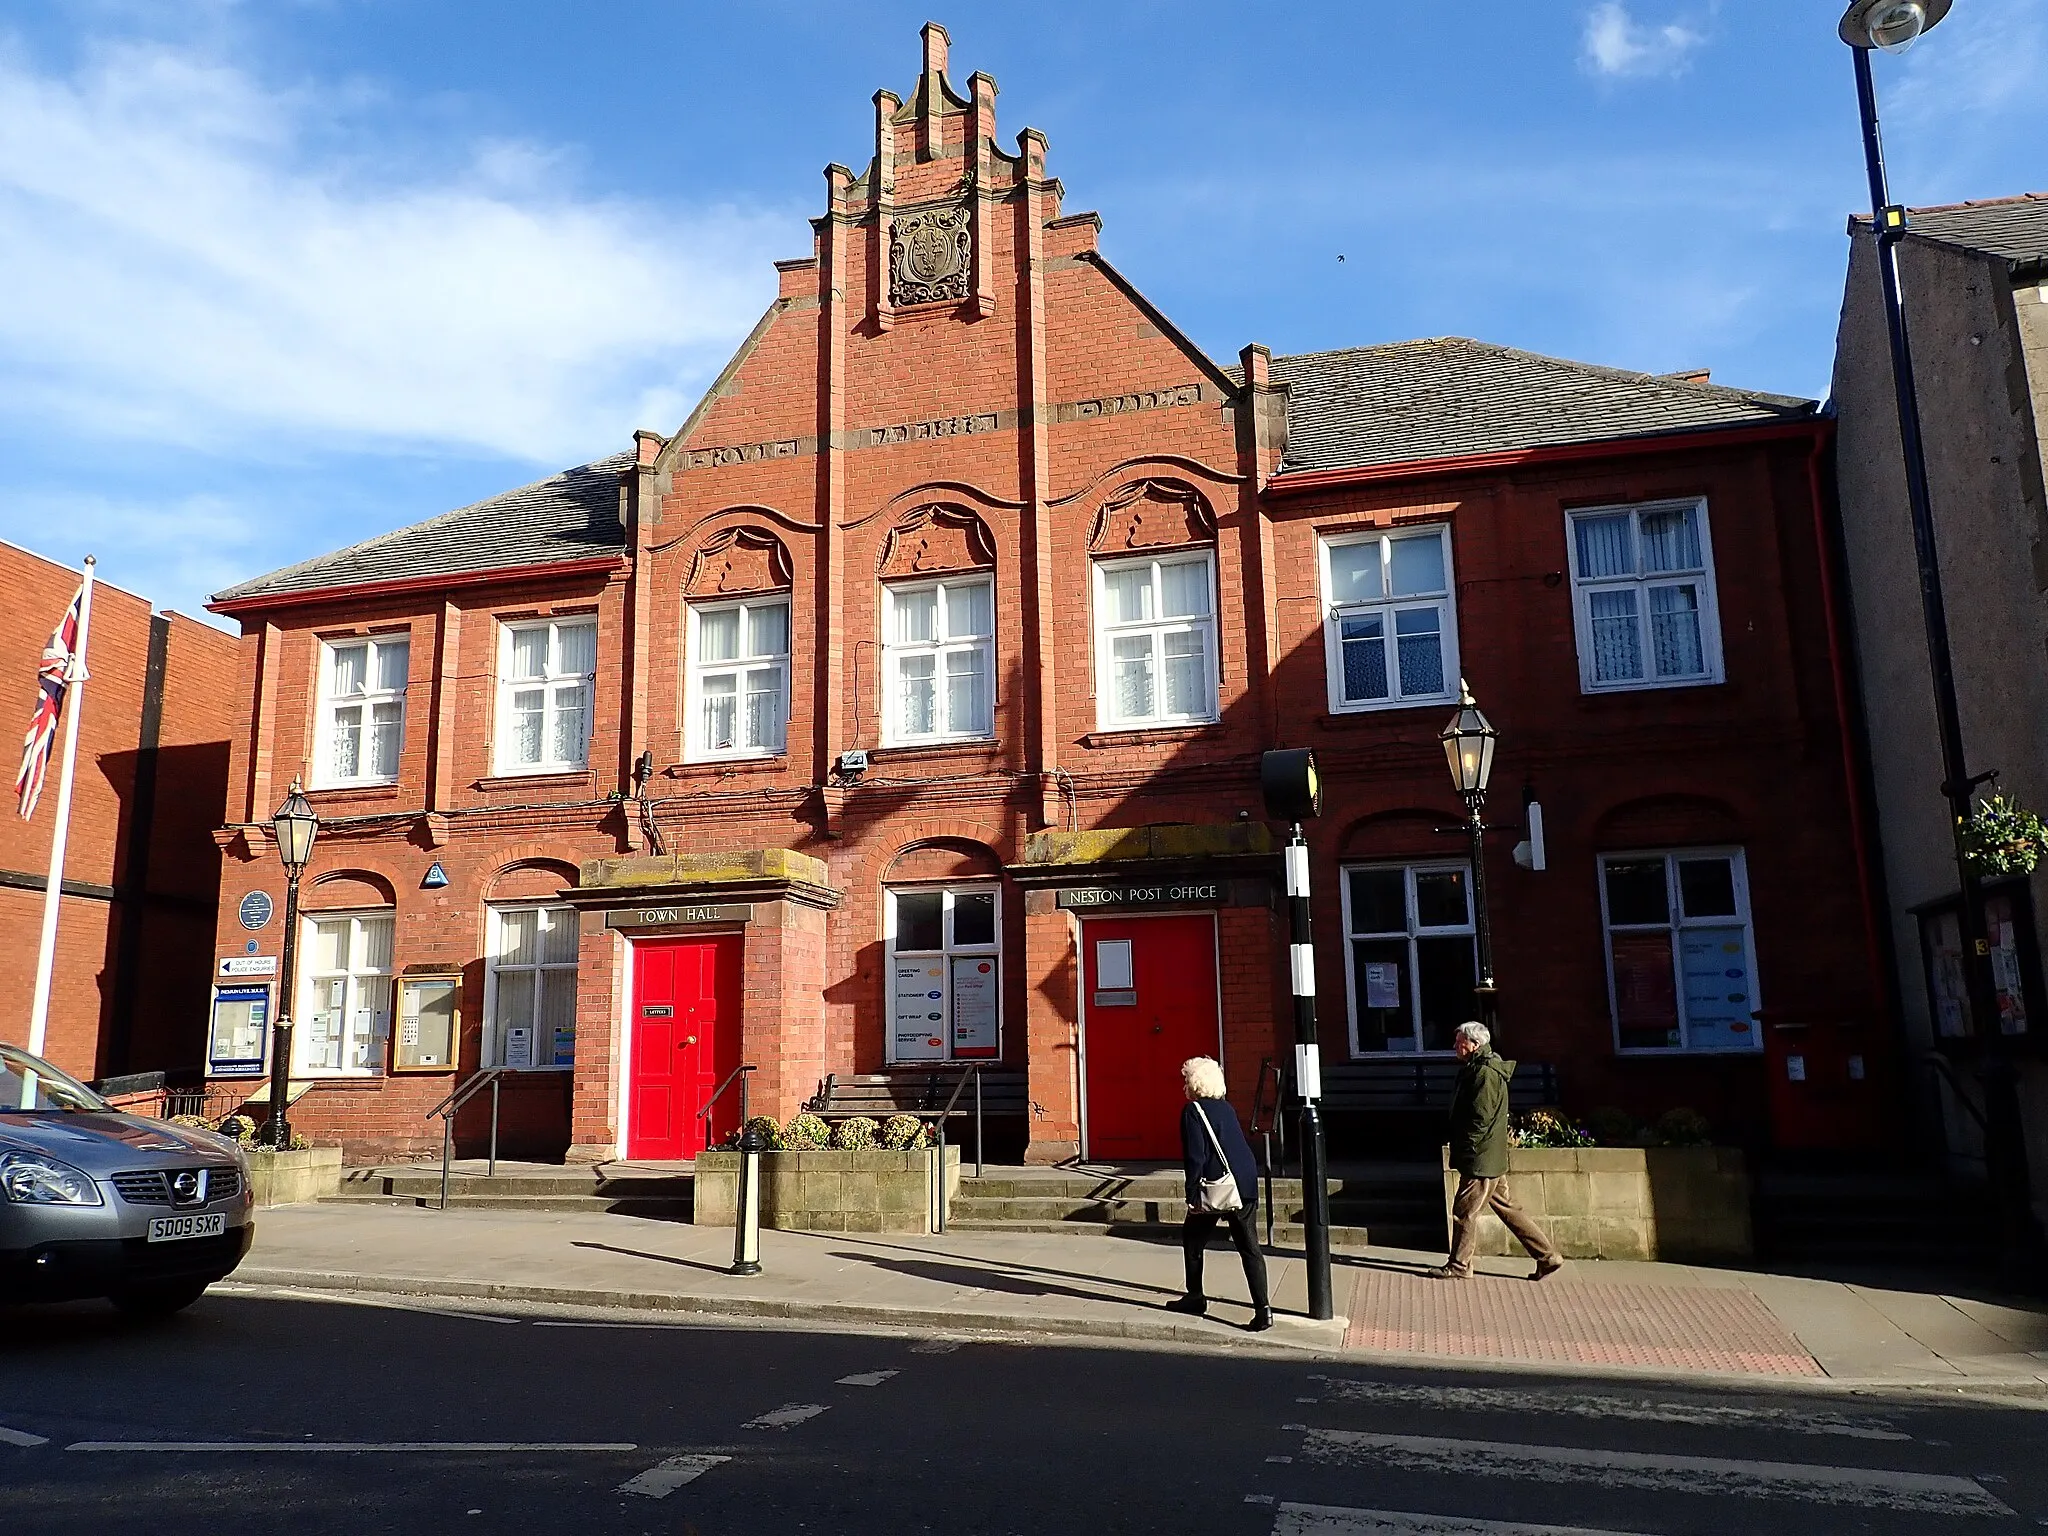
<box><xmin>1441</xmin><ymin>682</ymin><xmax>1500</xmax><ymax>1033</ymax></box>
<box><xmin>265</xmin><ymin>779</ymin><xmax>319</xmax><ymax>1152</ymax></box>
<box><xmin>1837</xmin><ymin>0</ymin><xmax>2040</xmax><ymax>1269</ymax></box>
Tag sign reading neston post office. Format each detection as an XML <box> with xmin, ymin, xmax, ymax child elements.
<box><xmin>1055</xmin><ymin>882</ymin><xmax>1226</xmax><ymax>911</ymax></box>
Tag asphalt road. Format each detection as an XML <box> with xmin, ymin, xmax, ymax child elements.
<box><xmin>4</xmin><ymin>1286</ymin><xmax>2046</xmax><ymax>1536</ymax></box>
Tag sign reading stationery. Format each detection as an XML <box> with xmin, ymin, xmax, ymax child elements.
<box><xmin>603</xmin><ymin>903</ymin><xmax>755</xmax><ymax>930</ymax></box>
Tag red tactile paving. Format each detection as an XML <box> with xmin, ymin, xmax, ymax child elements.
<box><xmin>1344</xmin><ymin>1270</ymin><xmax>1823</xmax><ymax>1377</ymax></box>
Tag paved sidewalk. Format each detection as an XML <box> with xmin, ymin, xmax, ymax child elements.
<box><xmin>231</xmin><ymin>1201</ymin><xmax>2048</xmax><ymax>1389</ymax></box>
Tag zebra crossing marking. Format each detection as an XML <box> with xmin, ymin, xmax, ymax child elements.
<box><xmin>618</xmin><ymin>1453</ymin><xmax>729</xmax><ymax>1498</ymax></box>
<box><xmin>1273</xmin><ymin>1507</ymin><xmax>1651</xmax><ymax>1536</ymax></box>
<box><xmin>1300</xmin><ymin>1430</ymin><xmax>2012</xmax><ymax>1516</ymax></box>
<box><xmin>1303</xmin><ymin>1376</ymin><xmax>1908</xmax><ymax>1440</ymax></box>
<box><xmin>742</xmin><ymin>1403</ymin><xmax>827</xmax><ymax>1430</ymax></box>
<box><xmin>837</xmin><ymin>1371</ymin><xmax>899</xmax><ymax>1387</ymax></box>
<box><xmin>0</xmin><ymin>1424</ymin><xmax>49</xmax><ymax>1447</ymax></box>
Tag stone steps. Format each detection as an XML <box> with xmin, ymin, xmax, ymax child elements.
<box><xmin>327</xmin><ymin>1166</ymin><xmax>694</xmax><ymax>1215</ymax></box>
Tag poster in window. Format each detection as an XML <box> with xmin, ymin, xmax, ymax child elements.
<box><xmin>504</xmin><ymin>1025</ymin><xmax>535</xmax><ymax>1070</ymax></box>
<box><xmin>208</xmin><ymin>986</ymin><xmax>270</xmax><ymax>1077</ymax></box>
<box><xmin>1923</xmin><ymin>910</ymin><xmax>1969</xmax><ymax>1037</ymax></box>
<box><xmin>1610</xmin><ymin>930</ymin><xmax>1680</xmax><ymax>1049</ymax></box>
<box><xmin>951</xmin><ymin>957</ymin><xmax>999</xmax><ymax>1058</ymax></box>
<box><xmin>1678</xmin><ymin>926</ymin><xmax>1755</xmax><ymax>1050</ymax></box>
<box><xmin>393</xmin><ymin>976</ymin><xmax>458</xmax><ymax>1072</ymax></box>
<box><xmin>1364</xmin><ymin>962</ymin><xmax>1400</xmax><ymax>1011</ymax></box>
<box><xmin>1987</xmin><ymin>896</ymin><xmax>2030</xmax><ymax>1036</ymax></box>
<box><xmin>892</xmin><ymin>960</ymin><xmax>947</xmax><ymax>1060</ymax></box>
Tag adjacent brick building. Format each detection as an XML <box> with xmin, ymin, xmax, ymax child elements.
<box><xmin>0</xmin><ymin>540</ymin><xmax>236</xmax><ymax>1083</ymax></box>
<box><xmin>205</xmin><ymin>25</ymin><xmax>1889</xmax><ymax>1166</ymax></box>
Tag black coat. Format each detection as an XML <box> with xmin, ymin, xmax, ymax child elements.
<box><xmin>1181</xmin><ymin>1098</ymin><xmax>1258</xmax><ymax>1210</ymax></box>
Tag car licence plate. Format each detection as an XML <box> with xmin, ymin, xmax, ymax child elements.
<box><xmin>147</xmin><ymin>1213</ymin><xmax>227</xmax><ymax>1243</ymax></box>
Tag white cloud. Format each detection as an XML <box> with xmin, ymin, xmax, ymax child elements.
<box><xmin>1581</xmin><ymin>3</ymin><xmax>1705</xmax><ymax>79</ymax></box>
<box><xmin>0</xmin><ymin>38</ymin><xmax>792</xmax><ymax>466</ymax></box>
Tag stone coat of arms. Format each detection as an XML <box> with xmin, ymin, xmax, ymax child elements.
<box><xmin>890</xmin><ymin>203</ymin><xmax>972</xmax><ymax>307</ymax></box>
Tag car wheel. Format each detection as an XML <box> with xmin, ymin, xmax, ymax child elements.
<box><xmin>111</xmin><ymin>1281</ymin><xmax>210</xmax><ymax>1319</ymax></box>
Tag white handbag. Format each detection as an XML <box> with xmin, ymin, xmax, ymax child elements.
<box><xmin>1193</xmin><ymin>1103</ymin><xmax>1245</xmax><ymax>1213</ymax></box>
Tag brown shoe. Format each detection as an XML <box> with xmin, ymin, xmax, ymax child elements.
<box><xmin>1425</xmin><ymin>1265</ymin><xmax>1469</xmax><ymax>1280</ymax></box>
<box><xmin>1529</xmin><ymin>1258</ymin><xmax>1564</xmax><ymax>1282</ymax></box>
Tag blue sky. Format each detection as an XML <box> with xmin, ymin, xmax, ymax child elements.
<box><xmin>0</xmin><ymin>1</ymin><xmax>2042</xmax><ymax>627</ymax></box>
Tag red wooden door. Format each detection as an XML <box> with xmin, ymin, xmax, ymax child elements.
<box><xmin>628</xmin><ymin>934</ymin><xmax>743</xmax><ymax>1160</ymax></box>
<box><xmin>1081</xmin><ymin>914</ymin><xmax>1220</xmax><ymax>1160</ymax></box>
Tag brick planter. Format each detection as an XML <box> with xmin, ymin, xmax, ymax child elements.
<box><xmin>245</xmin><ymin>1146</ymin><xmax>344</xmax><ymax>1207</ymax></box>
<box><xmin>1442</xmin><ymin>1145</ymin><xmax>1752</xmax><ymax>1262</ymax></box>
<box><xmin>693</xmin><ymin>1147</ymin><xmax>961</xmax><ymax>1234</ymax></box>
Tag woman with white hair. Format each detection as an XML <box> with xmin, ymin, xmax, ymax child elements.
<box><xmin>1169</xmin><ymin>1056</ymin><xmax>1272</xmax><ymax>1331</ymax></box>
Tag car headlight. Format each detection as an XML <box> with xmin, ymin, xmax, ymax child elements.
<box><xmin>0</xmin><ymin>1150</ymin><xmax>104</xmax><ymax>1205</ymax></box>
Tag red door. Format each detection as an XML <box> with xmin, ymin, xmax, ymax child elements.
<box><xmin>1081</xmin><ymin>914</ymin><xmax>1220</xmax><ymax>1160</ymax></box>
<box><xmin>628</xmin><ymin>934</ymin><xmax>743</xmax><ymax>1160</ymax></box>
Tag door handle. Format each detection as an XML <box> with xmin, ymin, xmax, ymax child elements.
<box><xmin>683</xmin><ymin>1035</ymin><xmax>699</xmax><ymax>1047</ymax></box>
<box><xmin>1151</xmin><ymin>1025</ymin><xmax>1163</xmax><ymax>1035</ymax></box>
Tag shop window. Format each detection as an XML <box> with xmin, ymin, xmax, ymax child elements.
<box><xmin>1599</xmin><ymin>849</ymin><xmax>1759</xmax><ymax>1052</ymax></box>
<box><xmin>1341</xmin><ymin>863</ymin><xmax>1477</xmax><ymax>1054</ymax></box>
<box><xmin>1918</xmin><ymin>881</ymin><xmax>2038</xmax><ymax>1040</ymax></box>
<box><xmin>1093</xmin><ymin>550</ymin><xmax>1218</xmax><ymax>729</ymax></box>
<box><xmin>882</xmin><ymin>577</ymin><xmax>994</xmax><ymax>745</ymax></box>
<box><xmin>485</xmin><ymin>905</ymin><xmax>580</xmax><ymax>1070</ymax></box>
<box><xmin>297</xmin><ymin>912</ymin><xmax>393</xmax><ymax>1075</ymax></box>
<box><xmin>1566</xmin><ymin>500</ymin><xmax>1723</xmax><ymax>692</ymax></box>
<box><xmin>1320</xmin><ymin>528</ymin><xmax>1459</xmax><ymax>712</ymax></box>
<box><xmin>886</xmin><ymin>885</ymin><xmax>1000</xmax><ymax>1061</ymax></box>
<box><xmin>496</xmin><ymin>618</ymin><xmax>597</xmax><ymax>774</ymax></box>
<box><xmin>315</xmin><ymin>636</ymin><xmax>408</xmax><ymax>787</ymax></box>
<box><xmin>687</xmin><ymin>598</ymin><xmax>789</xmax><ymax>760</ymax></box>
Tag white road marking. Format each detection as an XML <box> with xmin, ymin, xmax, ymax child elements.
<box><xmin>909</xmin><ymin>1339</ymin><xmax>960</xmax><ymax>1354</ymax></box>
<box><xmin>1274</xmin><ymin>1506</ymin><xmax>1653</xmax><ymax>1536</ymax></box>
<box><xmin>533</xmin><ymin>1320</ymin><xmax>690</xmax><ymax>1330</ymax></box>
<box><xmin>837</xmin><ymin>1371</ymin><xmax>899</xmax><ymax>1387</ymax></box>
<box><xmin>222</xmin><ymin>1286</ymin><xmax>520</xmax><ymax>1325</ymax></box>
<box><xmin>0</xmin><ymin>1424</ymin><xmax>50</xmax><ymax>1447</ymax></box>
<box><xmin>1246</xmin><ymin>1493</ymin><xmax>1276</xmax><ymax>1505</ymax></box>
<box><xmin>618</xmin><ymin>1453</ymin><xmax>730</xmax><ymax>1498</ymax></box>
<box><xmin>741</xmin><ymin>1404</ymin><xmax>827</xmax><ymax>1430</ymax></box>
<box><xmin>1301</xmin><ymin>1431</ymin><xmax>2012</xmax><ymax>1517</ymax></box>
<box><xmin>1266</xmin><ymin>1455</ymin><xmax>1294</xmax><ymax>1464</ymax></box>
<box><xmin>1304</xmin><ymin>1377</ymin><xmax>1908</xmax><ymax>1441</ymax></box>
<box><xmin>67</xmin><ymin>1441</ymin><xmax>636</xmax><ymax>1454</ymax></box>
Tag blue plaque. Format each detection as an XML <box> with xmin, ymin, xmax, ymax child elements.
<box><xmin>239</xmin><ymin>891</ymin><xmax>274</xmax><ymax>931</ymax></box>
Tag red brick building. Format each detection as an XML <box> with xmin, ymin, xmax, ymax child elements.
<box><xmin>205</xmin><ymin>26</ymin><xmax>1886</xmax><ymax>1166</ymax></box>
<box><xmin>0</xmin><ymin>541</ymin><xmax>237</xmax><ymax>1084</ymax></box>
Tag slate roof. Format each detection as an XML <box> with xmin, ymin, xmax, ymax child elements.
<box><xmin>1269</xmin><ymin>338</ymin><xmax>1816</xmax><ymax>477</ymax></box>
<box><xmin>213</xmin><ymin>452</ymin><xmax>631</xmax><ymax>606</ymax></box>
<box><xmin>1884</xmin><ymin>193</ymin><xmax>2048</xmax><ymax>269</ymax></box>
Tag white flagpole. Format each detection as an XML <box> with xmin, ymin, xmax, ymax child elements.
<box><xmin>25</xmin><ymin>555</ymin><xmax>96</xmax><ymax>1064</ymax></box>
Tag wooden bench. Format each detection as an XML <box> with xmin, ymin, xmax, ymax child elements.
<box><xmin>1315</xmin><ymin>1058</ymin><xmax>1561</xmax><ymax>1116</ymax></box>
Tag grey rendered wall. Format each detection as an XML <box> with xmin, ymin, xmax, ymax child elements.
<box><xmin>1830</xmin><ymin>231</ymin><xmax>2048</xmax><ymax>1205</ymax></box>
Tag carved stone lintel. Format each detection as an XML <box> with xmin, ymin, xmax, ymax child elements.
<box><xmin>878</xmin><ymin>505</ymin><xmax>998</xmax><ymax>577</ymax></box>
<box><xmin>1088</xmin><ymin>479</ymin><xmax>1218</xmax><ymax>553</ymax></box>
<box><xmin>890</xmin><ymin>203</ymin><xmax>971</xmax><ymax>308</ymax></box>
<box><xmin>685</xmin><ymin>526</ymin><xmax>795</xmax><ymax>597</ymax></box>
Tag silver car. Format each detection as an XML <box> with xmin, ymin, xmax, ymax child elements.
<box><xmin>1</xmin><ymin>1042</ymin><xmax>254</xmax><ymax>1315</ymax></box>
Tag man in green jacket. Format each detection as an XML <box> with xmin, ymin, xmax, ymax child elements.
<box><xmin>1429</xmin><ymin>1021</ymin><xmax>1563</xmax><ymax>1281</ymax></box>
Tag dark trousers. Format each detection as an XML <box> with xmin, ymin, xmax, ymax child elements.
<box><xmin>1182</xmin><ymin>1206</ymin><xmax>1270</xmax><ymax>1312</ymax></box>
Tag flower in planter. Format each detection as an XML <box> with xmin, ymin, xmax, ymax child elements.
<box><xmin>1585</xmin><ymin>1105</ymin><xmax>1645</xmax><ymax>1147</ymax></box>
<box><xmin>1510</xmin><ymin>1108</ymin><xmax>1594</xmax><ymax>1149</ymax></box>
<box><xmin>831</xmin><ymin>1116</ymin><xmax>879</xmax><ymax>1150</ymax></box>
<box><xmin>735</xmin><ymin>1114</ymin><xmax>784</xmax><ymax>1151</ymax></box>
<box><xmin>1961</xmin><ymin>793</ymin><xmax>2048</xmax><ymax>877</ymax></box>
<box><xmin>1654</xmin><ymin>1107</ymin><xmax>1712</xmax><ymax>1147</ymax></box>
<box><xmin>879</xmin><ymin>1113</ymin><xmax>928</xmax><ymax>1150</ymax></box>
<box><xmin>783</xmin><ymin>1111</ymin><xmax>831</xmax><ymax>1149</ymax></box>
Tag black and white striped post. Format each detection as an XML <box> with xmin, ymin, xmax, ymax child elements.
<box><xmin>1261</xmin><ymin>748</ymin><xmax>1332</xmax><ymax>1321</ymax></box>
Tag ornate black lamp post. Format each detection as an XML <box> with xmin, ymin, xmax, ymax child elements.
<box><xmin>265</xmin><ymin>779</ymin><xmax>319</xmax><ymax>1151</ymax></box>
<box><xmin>1440</xmin><ymin>682</ymin><xmax>1500</xmax><ymax>1032</ymax></box>
<box><xmin>1836</xmin><ymin>0</ymin><xmax>2040</xmax><ymax>1273</ymax></box>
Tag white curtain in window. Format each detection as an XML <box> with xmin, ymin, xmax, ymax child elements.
<box><xmin>1104</xmin><ymin>567</ymin><xmax>1153</xmax><ymax>624</ymax></box>
<box><xmin>509</xmin><ymin>627</ymin><xmax>549</xmax><ymax>682</ymax></box>
<box><xmin>1588</xmin><ymin>588</ymin><xmax>1643</xmax><ymax>681</ymax></box>
<box><xmin>1649</xmin><ymin>584</ymin><xmax>1705</xmax><ymax>676</ymax></box>
<box><xmin>1159</xmin><ymin>560</ymin><xmax>1210</xmax><ymax>618</ymax></box>
<box><xmin>1112</xmin><ymin>635</ymin><xmax>1154</xmax><ymax>717</ymax></box>
<box><xmin>1340</xmin><ymin>613</ymin><xmax>1388</xmax><ymax>700</ymax></box>
<box><xmin>1394</xmin><ymin>608</ymin><xmax>1444</xmax><ymax>695</ymax></box>
<box><xmin>949</xmin><ymin>581</ymin><xmax>993</xmax><ymax>635</ymax></box>
<box><xmin>697</xmin><ymin>608</ymin><xmax>740</xmax><ymax>663</ymax></box>
<box><xmin>747</xmin><ymin>604</ymin><xmax>789</xmax><ymax>655</ymax></box>
<box><xmin>330</xmin><ymin>644</ymin><xmax>367</xmax><ymax>696</ymax></box>
<box><xmin>1574</xmin><ymin>514</ymin><xmax>1635</xmax><ymax>580</ymax></box>
<box><xmin>1162</xmin><ymin>630</ymin><xmax>1205</xmax><ymax>716</ymax></box>
<box><xmin>894</xmin><ymin>588</ymin><xmax>938</xmax><ymax>643</ymax></box>
<box><xmin>1640</xmin><ymin>508</ymin><xmax>1701</xmax><ymax>573</ymax></box>
<box><xmin>556</xmin><ymin>621</ymin><xmax>597</xmax><ymax>677</ymax></box>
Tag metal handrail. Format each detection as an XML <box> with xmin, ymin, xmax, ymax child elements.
<box><xmin>697</xmin><ymin>1064</ymin><xmax>757</xmax><ymax>1148</ymax></box>
<box><xmin>427</xmin><ymin>1067</ymin><xmax>515</xmax><ymax>1211</ymax></box>
<box><xmin>1250</xmin><ymin>1056</ymin><xmax>1288</xmax><ymax>1249</ymax></box>
<box><xmin>925</xmin><ymin>1065</ymin><xmax>986</xmax><ymax>1231</ymax></box>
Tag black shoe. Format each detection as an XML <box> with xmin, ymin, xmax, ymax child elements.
<box><xmin>1165</xmin><ymin>1294</ymin><xmax>1208</xmax><ymax>1317</ymax></box>
<box><xmin>1246</xmin><ymin>1309</ymin><xmax>1274</xmax><ymax>1333</ymax></box>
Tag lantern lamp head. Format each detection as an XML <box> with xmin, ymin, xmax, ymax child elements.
<box><xmin>1440</xmin><ymin>681</ymin><xmax>1498</xmax><ymax>805</ymax></box>
<box><xmin>271</xmin><ymin>777</ymin><xmax>320</xmax><ymax>874</ymax></box>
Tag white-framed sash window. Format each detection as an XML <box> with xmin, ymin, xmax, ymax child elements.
<box><xmin>496</xmin><ymin>618</ymin><xmax>597</xmax><ymax>774</ymax></box>
<box><xmin>296</xmin><ymin>911</ymin><xmax>394</xmax><ymax>1075</ymax></box>
<box><xmin>1341</xmin><ymin>863</ymin><xmax>1477</xmax><ymax>1055</ymax></box>
<box><xmin>882</xmin><ymin>577</ymin><xmax>995</xmax><ymax>745</ymax></box>
<box><xmin>315</xmin><ymin>637</ymin><xmax>409</xmax><ymax>787</ymax></box>
<box><xmin>885</xmin><ymin>885</ymin><xmax>1001</xmax><ymax>1062</ymax></box>
<box><xmin>1320</xmin><ymin>527</ymin><xmax>1458</xmax><ymax>712</ymax></box>
<box><xmin>1599</xmin><ymin>848</ymin><xmax>1759</xmax><ymax>1053</ymax></box>
<box><xmin>1567</xmin><ymin>500</ymin><xmax>1723</xmax><ymax>692</ymax></box>
<box><xmin>1093</xmin><ymin>549</ymin><xmax>1219</xmax><ymax>729</ymax></box>
<box><xmin>483</xmin><ymin>905</ymin><xmax>580</xmax><ymax>1070</ymax></box>
<box><xmin>687</xmin><ymin>598</ymin><xmax>789</xmax><ymax>760</ymax></box>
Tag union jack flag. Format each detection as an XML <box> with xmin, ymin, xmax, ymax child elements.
<box><xmin>16</xmin><ymin>585</ymin><xmax>83</xmax><ymax>820</ymax></box>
